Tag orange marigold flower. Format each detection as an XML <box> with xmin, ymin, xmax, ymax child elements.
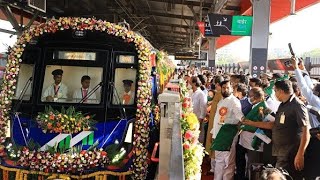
<box><xmin>49</xmin><ymin>115</ymin><xmax>55</xmax><ymax>120</ymax></box>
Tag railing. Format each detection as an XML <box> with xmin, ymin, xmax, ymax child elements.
<box><xmin>216</xmin><ymin>57</ymin><xmax>320</xmax><ymax>77</ymax></box>
<box><xmin>156</xmin><ymin>91</ymin><xmax>184</xmax><ymax>180</ymax></box>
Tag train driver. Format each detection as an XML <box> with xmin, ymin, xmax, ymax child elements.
<box><xmin>73</xmin><ymin>75</ymin><xmax>98</xmax><ymax>103</ymax></box>
<box><xmin>42</xmin><ymin>69</ymin><xmax>68</xmax><ymax>102</ymax></box>
<box><xmin>121</xmin><ymin>79</ymin><xmax>135</xmax><ymax>105</ymax></box>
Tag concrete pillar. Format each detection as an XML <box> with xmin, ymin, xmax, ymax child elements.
<box><xmin>208</xmin><ymin>37</ymin><xmax>216</xmax><ymax>72</ymax></box>
<box><xmin>249</xmin><ymin>0</ymin><xmax>271</xmax><ymax>78</ymax></box>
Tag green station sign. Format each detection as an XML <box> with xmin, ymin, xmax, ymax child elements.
<box><xmin>231</xmin><ymin>16</ymin><xmax>253</xmax><ymax>36</ymax></box>
<box><xmin>206</xmin><ymin>14</ymin><xmax>253</xmax><ymax>36</ymax></box>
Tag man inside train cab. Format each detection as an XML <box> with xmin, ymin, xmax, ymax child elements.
<box><xmin>73</xmin><ymin>75</ymin><xmax>98</xmax><ymax>103</ymax></box>
<box><xmin>42</xmin><ymin>69</ymin><xmax>68</xmax><ymax>102</ymax></box>
<box><xmin>122</xmin><ymin>79</ymin><xmax>134</xmax><ymax>105</ymax></box>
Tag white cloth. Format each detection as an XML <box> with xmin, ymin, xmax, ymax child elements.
<box><xmin>210</xmin><ymin>94</ymin><xmax>243</xmax><ymax>139</ymax></box>
<box><xmin>265</xmin><ymin>95</ymin><xmax>280</xmax><ymax>114</ymax></box>
<box><xmin>239</xmin><ymin>131</ymin><xmax>263</xmax><ymax>152</ymax></box>
<box><xmin>214</xmin><ymin>136</ymin><xmax>237</xmax><ymax>180</ymax></box>
<box><xmin>42</xmin><ymin>83</ymin><xmax>68</xmax><ymax>102</ymax></box>
<box><xmin>295</xmin><ymin>69</ymin><xmax>320</xmax><ymax>127</ymax></box>
<box><xmin>191</xmin><ymin>88</ymin><xmax>207</xmax><ymax>120</ymax></box>
<box><xmin>73</xmin><ymin>88</ymin><xmax>98</xmax><ymax>103</ymax></box>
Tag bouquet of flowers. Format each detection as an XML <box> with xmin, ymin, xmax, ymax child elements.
<box><xmin>36</xmin><ymin>106</ymin><xmax>96</xmax><ymax>134</ymax></box>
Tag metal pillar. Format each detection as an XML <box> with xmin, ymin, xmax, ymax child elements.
<box><xmin>249</xmin><ymin>0</ymin><xmax>271</xmax><ymax>78</ymax></box>
<box><xmin>208</xmin><ymin>37</ymin><xmax>216</xmax><ymax>71</ymax></box>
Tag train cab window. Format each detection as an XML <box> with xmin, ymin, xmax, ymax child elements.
<box><xmin>13</xmin><ymin>64</ymin><xmax>34</xmax><ymax>101</ymax></box>
<box><xmin>112</xmin><ymin>68</ymin><xmax>137</xmax><ymax>105</ymax></box>
<box><xmin>41</xmin><ymin>65</ymin><xmax>103</xmax><ymax>104</ymax></box>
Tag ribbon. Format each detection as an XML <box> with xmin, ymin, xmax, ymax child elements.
<box><xmin>219</xmin><ymin>107</ymin><xmax>228</xmax><ymax>124</ymax></box>
<box><xmin>123</xmin><ymin>94</ymin><xmax>131</xmax><ymax>105</ymax></box>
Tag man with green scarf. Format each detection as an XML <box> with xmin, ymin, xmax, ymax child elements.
<box><xmin>242</xmin><ymin>80</ymin><xmax>310</xmax><ymax>180</ymax></box>
<box><xmin>210</xmin><ymin>80</ymin><xmax>243</xmax><ymax>180</ymax></box>
<box><xmin>238</xmin><ymin>87</ymin><xmax>272</xmax><ymax>178</ymax></box>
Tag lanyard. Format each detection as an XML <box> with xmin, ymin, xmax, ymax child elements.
<box><xmin>54</xmin><ymin>85</ymin><xmax>60</xmax><ymax>96</ymax></box>
<box><xmin>81</xmin><ymin>88</ymin><xmax>87</xmax><ymax>98</ymax></box>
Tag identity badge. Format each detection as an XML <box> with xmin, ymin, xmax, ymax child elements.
<box><xmin>280</xmin><ymin>112</ymin><xmax>285</xmax><ymax>124</ymax></box>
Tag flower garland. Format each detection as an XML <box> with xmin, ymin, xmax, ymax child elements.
<box><xmin>157</xmin><ymin>51</ymin><xmax>175</xmax><ymax>87</ymax></box>
<box><xmin>0</xmin><ymin>17</ymin><xmax>152</xmax><ymax>179</ymax></box>
<box><xmin>16</xmin><ymin>147</ymin><xmax>109</xmax><ymax>174</ymax></box>
<box><xmin>179</xmin><ymin>80</ymin><xmax>205</xmax><ymax>180</ymax></box>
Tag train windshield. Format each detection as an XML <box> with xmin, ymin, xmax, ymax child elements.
<box><xmin>41</xmin><ymin>65</ymin><xmax>103</xmax><ymax>104</ymax></box>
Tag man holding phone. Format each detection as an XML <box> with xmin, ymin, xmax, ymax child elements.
<box><xmin>291</xmin><ymin>56</ymin><xmax>320</xmax><ymax>179</ymax></box>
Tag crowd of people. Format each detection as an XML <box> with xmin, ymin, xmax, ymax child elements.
<box><xmin>174</xmin><ymin>57</ymin><xmax>320</xmax><ymax>180</ymax></box>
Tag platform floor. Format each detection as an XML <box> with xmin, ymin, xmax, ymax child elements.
<box><xmin>201</xmin><ymin>157</ymin><xmax>214</xmax><ymax>180</ymax></box>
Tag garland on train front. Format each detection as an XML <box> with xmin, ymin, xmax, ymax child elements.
<box><xmin>0</xmin><ymin>17</ymin><xmax>153</xmax><ymax>179</ymax></box>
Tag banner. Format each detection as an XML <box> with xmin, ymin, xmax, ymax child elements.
<box><xmin>196</xmin><ymin>22</ymin><xmax>205</xmax><ymax>36</ymax></box>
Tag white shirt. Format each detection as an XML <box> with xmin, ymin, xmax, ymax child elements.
<box><xmin>73</xmin><ymin>88</ymin><xmax>98</xmax><ymax>104</ymax></box>
<box><xmin>295</xmin><ymin>69</ymin><xmax>320</xmax><ymax>128</ymax></box>
<box><xmin>42</xmin><ymin>83</ymin><xmax>68</xmax><ymax>102</ymax></box>
<box><xmin>191</xmin><ymin>88</ymin><xmax>207</xmax><ymax>120</ymax></box>
<box><xmin>266</xmin><ymin>93</ymin><xmax>281</xmax><ymax>114</ymax></box>
<box><xmin>210</xmin><ymin>94</ymin><xmax>243</xmax><ymax>139</ymax></box>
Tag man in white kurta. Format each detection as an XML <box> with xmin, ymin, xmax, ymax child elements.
<box><xmin>73</xmin><ymin>75</ymin><xmax>98</xmax><ymax>104</ymax></box>
<box><xmin>190</xmin><ymin>76</ymin><xmax>207</xmax><ymax>143</ymax></box>
<box><xmin>42</xmin><ymin>69</ymin><xmax>68</xmax><ymax>102</ymax></box>
<box><xmin>210</xmin><ymin>80</ymin><xmax>243</xmax><ymax>180</ymax></box>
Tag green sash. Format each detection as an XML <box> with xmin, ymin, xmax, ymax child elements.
<box><xmin>241</xmin><ymin>101</ymin><xmax>269</xmax><ymax>132</ymax></box>
<box><xmin>264</xmin><ymin>74</ymin><xmax>289</xmax><ymax>96</ymax></box>
<box><xmin>241</xmin><ymin>101</ymin><xmax>272</xmax><ymax>150</ymax></box>
<box><xmin>211</xmin><ymin>124</ymin><xmax>238</xmax><ymax>151</ymax></box>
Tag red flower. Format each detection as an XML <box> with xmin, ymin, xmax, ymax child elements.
<box><xmin>100</xmin><ymin>151</ymin><xmax>107</xmax><ymax>157</ymax></box>
<box><xmin>182</xmin><ymin>103</ymin><xmax>189</xmax><ymax>108</ymax></box>
<box><xmin>184</xmin><ymin>130</ymin><xmax>193</xmax><ymax>140</ymax></box>
<box><xmin>183</xmin><ymin>143</ymin><xmax>190</xmax><ymax>150</ymax></box>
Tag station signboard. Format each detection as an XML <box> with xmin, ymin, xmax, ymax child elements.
<box><xmin>205</xmin><ymin>14</ymin><xmax>253</xmax><ymax>36</ymax></box>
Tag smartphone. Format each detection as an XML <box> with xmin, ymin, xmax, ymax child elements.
<box><xmin>288</xmin><ymin>43</ymin><xmax>295</xmax><ymax>57</ymax></box>
<box><xmin>284</xmin><ymin>43</ymin><xmax>295</xmax><ymax>67</ymax></box>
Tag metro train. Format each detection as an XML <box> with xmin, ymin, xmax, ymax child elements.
<box><xmin>0</xmin><ymin>17</ymin><xmax>170</xmax><ymax>179</ymax></box>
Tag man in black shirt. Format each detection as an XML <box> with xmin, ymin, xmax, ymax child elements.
<box><xmin>242</xmin><ymin>80</ymin><xmax>310</xmax><ymax>179</ymax></box>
